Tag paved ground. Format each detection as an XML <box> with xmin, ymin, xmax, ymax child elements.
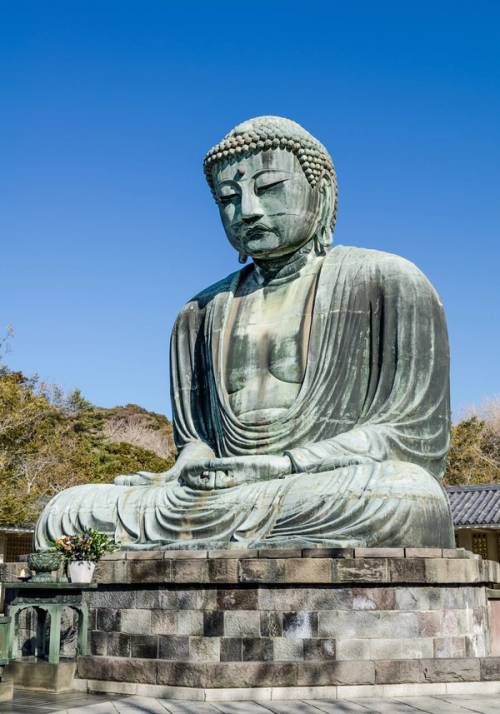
<box><xmin>2</xmin><ymin>691</ymin><xmax>500</xmax><ymax>714</ymax></box>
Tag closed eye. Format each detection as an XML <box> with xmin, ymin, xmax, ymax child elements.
<box><xmin>218</xmin><ymin>192</ymin><xmax>239</xmax><ymax>203</ymax></box>
<box><xmin>255</xmin><ymin>177</ymin><xmax>289</xmax><ymax>194</ymax></box>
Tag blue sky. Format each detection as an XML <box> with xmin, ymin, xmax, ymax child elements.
<box><xmin>1</xmin><ymin>1</ymin><xmax>499</xmax><ymax>420</ymax></box>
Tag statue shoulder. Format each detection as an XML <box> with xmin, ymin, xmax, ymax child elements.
<box><xmin>174</xmin><ymin>267</ymin><xmax>246</xmax><ymax>325</ymax></box>
<box><xmin>328</xmin><ymin>245</ymin><xmax>438</xmax><ymax>294</ymax></box>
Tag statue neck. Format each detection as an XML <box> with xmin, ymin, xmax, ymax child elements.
<box><xmin>252</xmin><ymin>240</ymin><xmax>322</xmax><ymax>286</ymax></box>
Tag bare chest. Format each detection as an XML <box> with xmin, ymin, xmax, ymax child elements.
<box><xmin>224</xmin><ymin>273</ymin><xmax>317</xmax><ymax>419</ymax></box>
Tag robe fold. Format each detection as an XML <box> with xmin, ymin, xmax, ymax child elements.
<box><xmin>35</xmin><ymin>245</ymin><xmax>454</xmax><ymax>550</ymax></box>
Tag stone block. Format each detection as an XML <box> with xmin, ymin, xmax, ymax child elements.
<box><xmin>489</xmin><ymin>599</ymin><xmax>500</xmax><ymax>657</ymax></box>
<box><xmin>481</xmin><ymin>559</ymin><xmax>500</xmax><ymax>583</ymax></box>
<box><xmin>273</xmin><ymin>637</ymin><xmax>304</xmax><ymax>661</ymax></box>
<box><xmin>405</xmin><ymin>548</ymin><xmax>442</xmax><ymax>559</ymax></box>
<box><xmin>159</xmin><ymin>588</ymin><xmax>217</xmax><ymax>611</ymax></box>
<box><xmin>297</xmin><ymin>660</ymin><xmax>375</xmax><ymax>686</ymax></box>
<box><xmin>352</xmin><ymin>587</ymin><xmax>396</xmax><ymax>610</ymax></box>
<box><xmin>395</xmin><ymin>586</ymin><xmax>443</xmax><ymax>611</ymax></box>
<box><xmin>335</xmin><ymin>638</ymin><xmax>371</xmax><ymax>660</ymax></box>
<box><xmin>155</xmin><ymin>661</ymin><xmax>207</xmax><ymax>688</ymax></box>
<box><xmin>203</xmin><ymin>611</ymin><xmax>224</xmax><ymax>637</ymax></box>
<box><xmin>238</xmin><ymin>558</ymin><xmax>286</xmax><ymax>583</ymax></box>
<box><xmin>465</xmin><ymin>634</ymin><xmax>488</xmax><ymax>657</ymax></box>
<box><xmin>171</xmin><ymin>559</ymin><xmax>209</xmax><ymax>584</ymax></box>
<box><xmin>0</xmin><ymin>680</ymin><xmax>12</xmax><ymax>703</ymax></box>
<box><xmin>176</xmin><ymin>610</ymin><xmax>204</xmax><ymax>636</ymax></box>
<box><xmin>96</xmin><ymin>608</ymin><xmax>121</xmax><ymax>632</ymax></box>
<box><xmin>442</xmin><ymin>548</ymin><xmax>467</xmax><ymax>559</ymax></box>
<box><xmin>337</xmin><ymin>637</ymin><xmax>433</xmax><ymax>661</ymax></box>
<box><xmin>242</xmin><ymin>637</ymin><xmax>273</xmax><ymax>661</ymax></box>
<box><xmin>319</xmin><ymin>610</ymin><xmax>419</xmax><ymax>639</ymax></box>
<box><xmin>167</xmin><ymin>549</ymin><xmax>208</xmax><ymax>559</ymax></box>
<box><xmin>424</xmin><ymin>558</ymin><xmax>480</xmax><ymax>584</ymax></box>
<box><xmin>89</xmin><ymin>589</ymin><xmax>136</xmax><ymax>609</ymax></box>
<box><xmin>188</xmin><ymin>636</ymin><xmax>220</xmax><ymax>663</ymax></box>
<box><xmin>130</xmin><ymin>634</ymin><xmax>158</xmax><ymax>659</ymax></box>
<box><xmin>126</xmin><ymin>551</ymin><xmax>163</xmax><ymax>560</ymax></box>
<box><xmin>100</xmin><ymin>551</ymin><xmax>126</xmax><ymax>561</ymax></box>
<box><xmin>258</xmin><ymin>586</ymin><xmax>352</xmax><ymax>611</ymax></box>
<box><xmin>389</xmin><ymin>558</ymin><xmax>426</xmax><ymax>583</ymax></box>
<box><xmin>282</xmin><ymin>612</ymin><xmax>318</xmax><ymax>639</ymax></box>
<box><xmin>224</xmin><ymin>611</ymin><xmax>260</xmax><ymax>637</ymax></box>
<box><xmin>150</xmin><ymin>610</ymin><xmax>176</xmax><ymax>635</ymax></box>
<box><xmin>434</xmin><ymin>636</ymin><xmax>466</xmax><ymax>658</ymax></box>
<box><xmin>105</xmin><ymin>633</ymin><xmax>131</xmax><ymax>658</ymax></box>
<box><xmin>303</xmin><ymin>638</ymin><xmax>336</xmax><ymax>660</ymax></box>
<box><xmin>6</xmin><ymin>659</ymin><xmax>76</xmax><ymax>692</ymax></box>
<box><xmin>421</xmin><ymin>657</ymin><xmax>480</xmax><ymax>682</ymax></box>
<box><xmin>375</xmin><ymin>659</ymin><xmax>423</xmax><ymax>684</ymax></box>
<box><xmin>90</xmin><ymin>630</ymin><xmax>107</xmax><ymax>656</ymax></box>
<box><xmin>77</xmin><ymin>656</ymin><xmax>156</xmax><ymax>684</ymax></box>
<box><xmin>302</xmin><ymin>547</ymin><xmax>354</xmax><ymax>558</ymax></box>
<box><xmin>260</xmin><ymin>612</ymin><xmax>282</xmax><ymax>637</ymax></box>
<box><xmin>120</xmin><ymin>609</ymin><xmax>152</xmax><ymax>635</ymax></box>
<box><xmin>208</xmin><ymin>559</ymin><xmax>238</xmax><ymax>583</ymax></box>
<box><xmin>217</xmin><ymin>588</ymin><xmax>258</xmax><ymax>610</ymax></box>
<box><xmin>480</xmin><ymin>657</ymin><xmax>500</xmax><ymax>680</ymax></box>
<box><xmin>135</xmin><ymin>588</ymin><xmax>161</xmax><ymax>609</ymax></box>
<box><xmin>332</xmin><ymin>558</ymin><xmax>389</xmax><ymax>583</ymax></box>
<box><xmin>416</xmin><ymin>611</ymin><xmax>443</xmax><ymax>637</ymax></box>
<box><xmin>354</xmin><ymin>548</ymin><xmax>405</xmax><ymax>559</ymax></box>
<box><xmin>94</xmin><ymin>560</ymin><xmax>128</xmax><ymax>584</ymax></box>
<box><xmin>284</xmin><ymin>558</ymin><xmax>333</xmax><ymax>583</ymax></box>
<box><xmin>158</xmin><ymin>635</ymin><xmax>189</xmax><ymax>660</ymax></box>
<box><xmin>211</xmin><ymin>662</ymin><xmax>297</xmax><ymax>688</ymax></box>
<box><xmin>220</xmin><ymin>638</ymin><xmax>242</xmax><ymax>662</ymax></box>
<box><xmin>208</xmin><ymin>549</ymin><xmax>258</xmax><ymax>559</ymax></box>
<box><xmin>129</xmin><ymin>559</ymin><xmax>172</xmax><ymax>584</ymax></box>
<box><xmin>258</xmin><ymin>548</ymin><xmax>303</xmax><ymax>558</ymax></box>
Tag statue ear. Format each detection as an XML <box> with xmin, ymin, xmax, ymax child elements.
<box><xmin>315</xmin><ymin>174</ymin><xmax>334</xmax><ymax>250</ymax></box>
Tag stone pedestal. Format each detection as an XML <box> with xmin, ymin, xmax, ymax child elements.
<box><xmin>58</xmin><ymin>548</ymin><xmax>500</xmax><ymax>699</ymax></box>
<box><xmin>0</xmin><ymin>678</ymin><xmax>13</xmax><ymax>703</ymax></box>
<box><xmin>5</xmin><ymin>659</ymin><xmax>76</xmax><ymax>692</ymax></box>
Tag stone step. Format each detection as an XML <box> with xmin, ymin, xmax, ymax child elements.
<box><xmin>76</xmin><ymin>655</ymin><xmax>500</xmax><ymax>689</ymax></box>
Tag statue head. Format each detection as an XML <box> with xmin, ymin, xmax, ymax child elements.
<box><xmin>204</xmin><ymin>116</ymin><xmax>338</xmax><ymax>262</ymax></box>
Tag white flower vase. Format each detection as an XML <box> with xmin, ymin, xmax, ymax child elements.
<box><xmin>68</xmin><ymin>560</ymin><xmax>96</xmax><ymax>583</ymax></box>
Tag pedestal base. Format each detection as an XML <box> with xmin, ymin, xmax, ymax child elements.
<box><xmin>41</xmin><ymin>547</ymin><xmax>500</xmax><ymax>698</ymax></box>
<box><xmin>6</xmin><ymin>659</ymin><xmax>76</xmax><ymax>692</ymax></box>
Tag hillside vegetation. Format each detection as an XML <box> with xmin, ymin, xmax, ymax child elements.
<box><xmin>445</xmin><ymin>398</ymin><xmax>500</xmax><ymax>486</ymax></box>
<box><xmin>0</xmin><ymin>367</ymin><xmax>174</xmax><ymax>527</ymax></box>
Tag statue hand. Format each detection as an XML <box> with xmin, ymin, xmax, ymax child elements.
<box><xmin>181</xmin><ymin>454</ymin><xmax>292</xmax><ymax>490</ymax></box>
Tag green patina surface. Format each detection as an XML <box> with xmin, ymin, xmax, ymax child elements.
<box><xmin>35</xmin><ymin>116</ymin><xmax>454</xmax><ymax>551</ymax></box>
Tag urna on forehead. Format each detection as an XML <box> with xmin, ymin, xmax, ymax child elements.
<box><xmin>203</xmin><ymin>115</ymin><xmax>337</xmax><ymax>194</ymax></box>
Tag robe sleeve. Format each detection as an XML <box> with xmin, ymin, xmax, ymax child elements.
<box><xmin>285</xmin><ymin>257</ymin><xmax>450</xmax><ymax>480</ymax></box>
<box><xmin>169</xmin><ymin>299</ymin><xmax>216</xmax><ymax>458</ymax></box>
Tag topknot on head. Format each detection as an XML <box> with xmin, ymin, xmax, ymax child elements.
<box><xmin>203</xmin><ymin>116</ymin><xmax>338</xmax><ymax>229</ymax></box>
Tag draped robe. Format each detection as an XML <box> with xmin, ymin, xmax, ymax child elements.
<box><xmin>35</xmin><ymin>245</ymin><xmax>454</xmax><ymax>550</ymax></box>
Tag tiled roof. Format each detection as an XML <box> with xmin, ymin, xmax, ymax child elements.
<box><xmin>446</xmin><ymin>484</ymin><xmax>500</xmax><ymax>527</ymax></box>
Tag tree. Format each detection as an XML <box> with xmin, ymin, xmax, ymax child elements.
<box><xmin>0</xmin><ymin>364</ymin><xmax>174</xmax><ymax>527</ymax></box>
<box><xmin>445</xmin><ymin>398</ymin><xmax>500</xmax><ymax>485</ymax></box>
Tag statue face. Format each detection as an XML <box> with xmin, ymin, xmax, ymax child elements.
<box><xmin>213</xmin><ymin>149</ymin><xmax>321</xmax><ymax>260</ymax></box>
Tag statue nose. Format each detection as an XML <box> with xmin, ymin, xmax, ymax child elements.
<box><xmin>240</xmin><ymin>189</ymin><xmax>263</xmax><ymax>222</ymax></box>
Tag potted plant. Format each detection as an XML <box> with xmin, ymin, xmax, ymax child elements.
<box><xmin>52</xmin><ymin>529</ymin><xmax>118</xmax><ymax>583</ymax></box>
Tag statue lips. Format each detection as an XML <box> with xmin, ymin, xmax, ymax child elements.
<box><xmin>243</xmin><ymin>224</ymin><xmax>275</xmax><ymax>241</ymax></box>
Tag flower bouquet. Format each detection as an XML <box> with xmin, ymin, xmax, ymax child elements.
<box><xmin>53</xmin><ymin>529</ymin><xmax>118</xmax><ymax>583</ymax></box>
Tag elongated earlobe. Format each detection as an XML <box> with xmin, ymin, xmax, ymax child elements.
<box><xmin>313</xmin><ymin>233</ymin><xmax>327</xmax><ymax>256</ymax></box>
<box><xmin>238</xmin><ymin>251</ymin><xmax>248</xmax><ymax>264</ymax></box>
